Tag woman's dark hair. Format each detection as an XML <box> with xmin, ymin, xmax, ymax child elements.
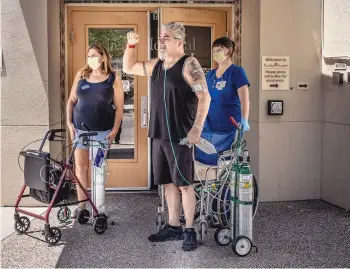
<box><xmin>212</xmin><ymin>37</ymin><xmax>235</xmax><ymax>57</ymax></box>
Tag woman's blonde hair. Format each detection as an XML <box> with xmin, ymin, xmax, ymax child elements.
<box><xmin>81</xmin><ymin>44</ymin><xmax>113</xmax><ymax>78</ymax></box>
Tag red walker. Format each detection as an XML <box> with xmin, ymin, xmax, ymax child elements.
<box><xmin>14</xmin><ymin>128</ymin><xmax>108</xmax><ymax>245</ymax></box>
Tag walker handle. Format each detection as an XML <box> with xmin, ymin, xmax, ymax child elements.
<box><xmin>48</xmin><ymin>129</ymin><xmax>66</xmax><ymax>141</ymax></box>
<box><xmin>229</xmin><ymin>116</ymin><xmax>240</xmax><ymax>129</ymax></box>
<box><xmin>81</xmin><ymin>123</ymin><xmax>90</xmax><ymax>132</ymax></box>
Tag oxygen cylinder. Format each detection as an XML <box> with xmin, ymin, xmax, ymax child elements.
<box><xmin>236</xmin><ymin>150</ymin><xmax>253</xmax><ymax>241</ymax></box>
<box><xmin>90</xmin><ymin>141</ymin><xmax>106</xmax><ymax>214</ymax></box>
<box><xmin>229</xmin><ymin>159</ymin><xmax>237</xmax><ymax>241</ymax></box>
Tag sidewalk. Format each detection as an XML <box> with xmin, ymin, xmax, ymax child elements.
<box><xmin>1</xmin><ymin>193</ymin><xmax>350</xmax><ymax>268</ymax></box>
<box><xmin>1</xmin><ymin>207</ymin><xmax>47</xmax><ymax>241</ymax></box>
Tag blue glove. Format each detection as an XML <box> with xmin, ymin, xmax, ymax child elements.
<box><xmin>240</xmin><ymin>118</ymin><xmax>250</xmax><ymax>132</ymax></box>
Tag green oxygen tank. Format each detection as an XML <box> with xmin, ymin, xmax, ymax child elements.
<box><xmin>236</xmin><ymin>150</ymin><xmax>253</xmax><ymax>241</ymax></box>
<box><xmin>229</xmin><ymin>154</ymin><xmax>238</xmax><ymax>241</ymax></box>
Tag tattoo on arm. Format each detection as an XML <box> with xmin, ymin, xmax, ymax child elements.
<box><xmin>142</xmin><ymin>61</ymin><xmax>147</xmax><ymax>76</ymax></box>
<box><xmin>185</xmin><ymin>57</ymin><xmax>205</xmax><ymax>81</ymax></box>
<box><xmin>184</xmin><ymin>57</ymin><xmax>208</xmax><ymax>92</ymax></box>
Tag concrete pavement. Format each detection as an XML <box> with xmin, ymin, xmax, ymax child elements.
<box><xmin>1</xmin><ymin>193</ymin><xmax>350</xmax><ymax>268</ymax></box>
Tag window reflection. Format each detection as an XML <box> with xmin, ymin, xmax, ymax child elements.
<box><xmin>88</xmin><ymin>28</ymin><xmax>135</xmax><ymax>159</ymax></box>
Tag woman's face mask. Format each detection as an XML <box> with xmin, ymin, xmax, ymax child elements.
<box><xmin>87</xmin><ymin>56</ymin><xmax>102</xmax><ymax>70</ymax></box>
<box><xmin>213</xmin><ymin>48</ymin><xmax>228</xmax><ymax>64</ymax></box>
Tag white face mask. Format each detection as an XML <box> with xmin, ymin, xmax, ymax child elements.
<box><xmin>87</xmin><ymin>56</ymin><xmax>102</xmax><ymax>70</ymax></box>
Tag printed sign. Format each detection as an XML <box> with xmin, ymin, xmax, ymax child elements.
<box><xmin>335</xmin><ymin>63</ymin><xmax>347</xmax><ymax>71</ymax></box>
<box><xmin>262</xmin><ymin>56</ymin><xmax>290</xmax><ymax>90</ymax></box>
<box><xmin>93</xmin><ymin>147</ymin><xmax>107</xmax><ymax>168</ymax></box>
<box><xmin>122</xmin><ymin>80</ymin><xmax>130</xmax><ymax>92</ymax></box>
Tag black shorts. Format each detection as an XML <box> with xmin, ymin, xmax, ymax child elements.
<box><xmin>152</xmin><ymin>138</ymin><xmax>194</xmax><ymax>187</ymax></box>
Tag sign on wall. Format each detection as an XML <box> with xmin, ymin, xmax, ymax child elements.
<box><xmin>122</xmin><ymin>80</ymin><xmax>130</xmax><ymax>92</ymax></box>
<box><xmin>262</xmin><ymin>56</ymin><xmax>289</xmax><ymax>90</ymax></box>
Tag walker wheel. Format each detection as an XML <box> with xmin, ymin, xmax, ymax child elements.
<box><xmin>93</xmin><ymin>214</ymin><xmax>108</xmax><ymax>234</ymax></box>
<box><xmin>14</xmin><ymin>216</ymin><xmax>30</xmax><ymax>234</ymax></box>
<box><xmin>57</xmin><ymin>207</ymin><xmax>71</xmax><ymax>223</ymax></box>
<box><xmin>214</xmin><ymin>226</ymin><xmax>231</xmax><ymax>246</ymax></box>
<box><xmin>45</xmin><ymin>227</ymin><xmax>61</xmax><ymax>246</ymax></box>
<box><xmin>199</xmin><ymin>222</ymin><xmax>208</xmax><ymax>245</ymax></box>
<box><xmin>77</xmin><ymin>209</ymin><xmax>90</xmax><ymax>225</ymax></box>
<box><xmin>232</xmin><ymin>236</ymin><xmax>252</xmax><ymax>257</ymax></box>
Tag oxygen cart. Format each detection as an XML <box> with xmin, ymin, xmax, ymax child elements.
<box><xmin>14</xmin><ymin>127</ymin><xmax>108</xmax><ymax>246</ymax></box>
<box><xmin>213</xmin><ymin>116</ymin><xmax>258</xmax><ymax>257</ymax></box>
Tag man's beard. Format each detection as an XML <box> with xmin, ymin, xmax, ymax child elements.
<box><xmin>159</xmin><ymin>43</ymin><xmax>167</xmax><ymax>60</ymax></box>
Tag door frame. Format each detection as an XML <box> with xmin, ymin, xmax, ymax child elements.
<box><xmin>64</xmin><ymin>3</ymin><xmax>236</xmax><ymax>190</ymax></box>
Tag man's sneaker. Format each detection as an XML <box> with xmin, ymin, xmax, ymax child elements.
<box><xmin>148</xmin><ymin>224</ymin><xmax>184</xmax><ymax>242</ymax></box>
<box><xmin>182</xmin><ymin>228</ymin><xmax>197</xmax><ymax>251</ymax></box>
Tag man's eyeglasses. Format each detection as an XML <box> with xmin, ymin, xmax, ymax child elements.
<box><xmin>159</xmin><ymin>36</ymin><xmax>181</xmax><ymax>42</ymax></box>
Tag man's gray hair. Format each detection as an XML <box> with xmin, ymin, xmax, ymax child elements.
<box><xmin>161</xmin><ymin>22</ymin><xmax>186</xmax><ymax>43</ymax></box>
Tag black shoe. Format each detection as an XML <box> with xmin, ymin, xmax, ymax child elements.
<box><xmin>182</xmin><ymin>228</ymin><xmax>197</xmax><ymax>251</ymax></box>
<box><xmin>148</xmin><ymin>224</ymin><xmax>184</xmax><ymax>242</ymax></box>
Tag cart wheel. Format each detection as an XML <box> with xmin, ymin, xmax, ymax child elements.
<box><xmin>93</xmin><ymin>214</ymin><xmax>108</xmax><ymax>235</ymax></box>
<box><xmin>198</xmin><ymin>222</ymin><xmax>208</xmax><ymax>245</ymax></box>
<box><xmin>14</xmin><ymin>216</ymin><xmax>30</xmax><ymax>234</ymax></box>
<box><xmin>214</xmin><ymin>226</ymin><xmax>231</xmax><ymax>246</ymax></box>
<box><xmin>57</xmin><ymin>207</ymin><xmax>71</xmax><ymax>223</ymax></box>
<box><xmin>155</xmin><ymin>213</ymin><xmax>166</xmax><ymax>232</ymax></box>
<box><xmin>45</xmin><ymin>227</ymin><xmax>62</xmax><ymax>246</ymax></box>
<box><xmin>232</xmin><ymin>236</ymin><xmax>252</xmax><ymax>257</ymax></box>
<box><xmin>77</xmin><ymin>209</ymin><xmax>90</xmax><ymax>225</ymax></box>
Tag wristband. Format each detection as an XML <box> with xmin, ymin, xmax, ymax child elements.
<box><xmin>128</xmin><ymin>44</ymin><xmax>136</xmax><ymax>48</ymax></box>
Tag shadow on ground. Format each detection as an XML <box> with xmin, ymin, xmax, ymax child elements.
<box><xmin>1</xmin><ymin>193</ymin><xmax>350</xmax><ymax>268</ymax></box>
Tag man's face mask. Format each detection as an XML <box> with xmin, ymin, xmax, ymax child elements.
<box><xmin>87</xmin><ymin>56</ymin><xmax>102</xmax><ymax>70</ymax></box>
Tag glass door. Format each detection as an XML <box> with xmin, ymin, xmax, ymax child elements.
<box><xmin>161</xmin><ymin>7</ymin><xmax>227</xmax><ymax>71</ymax></box>
<box><xmin>69</xmin><ymin>10</ymin><xmax>149</xmax><ymax>189</ymax></box>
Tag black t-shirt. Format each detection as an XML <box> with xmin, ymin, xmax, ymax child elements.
<box><xmin>73</xmin><ymin>72</ymin><xmax>115</xmax><ymax>131</ymax></box>
<box><xmin>148</xmin><ymin>55</ymin><xmax>198</xmax><ymax>142</ymax></box>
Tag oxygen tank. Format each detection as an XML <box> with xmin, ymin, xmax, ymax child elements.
<box><xmin>236</xmin><ymin>150</ymin><xmax>253</xmax><ymax>240</ymax></box>
<box><xmin>90</xmin><ymin>141</ymin><xmax>106</xmax><ymax>214</ymax></box>
<box><xmin>229</xmin><ymin>157</ymin><xmax>238</xmax><ymax>241</ymax></box>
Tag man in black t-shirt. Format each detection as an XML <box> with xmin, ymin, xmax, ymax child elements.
<box><xmin>123</xmin><ymin>22</ymin><xmax>211</xmax><ymax>251</ymax></box>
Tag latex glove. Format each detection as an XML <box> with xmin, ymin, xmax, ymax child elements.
<box><xmin>241</xmin><ymin>118</ymin><xmax>250</xmax><ymax>132</ymax></box>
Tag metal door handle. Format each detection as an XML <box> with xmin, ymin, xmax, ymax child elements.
<box><xmin>141</xmin><ymin>96</ymin><xmax>148</xmax><ymax>128</ymax></box>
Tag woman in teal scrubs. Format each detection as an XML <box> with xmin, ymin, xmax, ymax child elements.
<box><xmin>196</xmin><ymin>37</ymin><xmax>251</xmax><ymax>165</ymax></box>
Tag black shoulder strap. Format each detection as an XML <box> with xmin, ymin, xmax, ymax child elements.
<box><xmin>152</xmin><ymin>58</ymin><xmax>163</xmax><ymax>76</ymax></box>
<box><xmin>155</xmin><ymin>58</ymin><xmax>163</xmax><ymax>69</ymax></box>
<box><xmin>178</xmin><ymin>54</ymin><xmax>190</xmax><ymax>67</ymax></box>
<box><xmin>107</xmin><ymin>71</ymin><xmax>116</xmax><ymax>85</ymax></box>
